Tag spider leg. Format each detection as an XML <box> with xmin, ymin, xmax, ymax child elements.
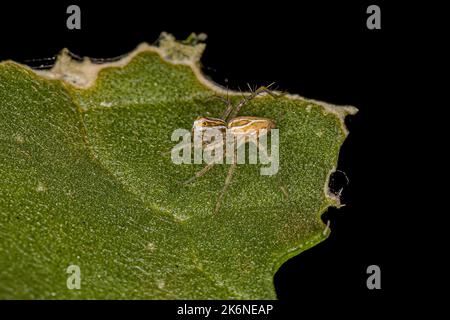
<box><xmin>214</xmin><ymin>162</ymin><xmax>237</xmax><ymax>214</ymax></box>
<box><xmin>257</xmin><ymin>88</ymin><xmax>286</xmax><ymax>99</ymax></box>
<box><xmin>207</xmin><ymin>94</ymin><xmax>230</xmax><ymax>106</ymax></box>
<box><xmin>160</xmin><ymin>149</ymin><xmax>172</xmax><ymax>157</ymax></box>
<box><xmin>184</xmin><ymin>163</ymin><xmax>216</xmax><ymax>184</ymax></box>
<box><xmin>209</xmin><ymin>83</ymin><xmax>286</xmax><ymax>122</ymax></box>
<box><xmin>230</xmin><ymin>84</ymin><xmax>285</xmax><ymax>118</ymax></box>
<box><xmin>160</xmin><ymin>143</ymin><xmax>186</xmax><ymax>157</ymax></box>
<box><xmin>279</xmin><ymin>184</ymin><xmax>289</xmax><ymax>200</ymax></box>
<box><xmin>221</xmin><ymin>100</ymin><xmax>235</xmax><ymax>121</ymax></box>
<box><xmin>253</xmin><ymin>84</ymin><xmax>286</xmax><ymax>99</ymax></box>
<box><xmin>233</xmin><ymin>96</ymin><xmax>251</xmax><ymax>116</ymax></box>
<box><xmin>206</xmin><ymin>93</ymin><xmax>236</xmax><ymax>122</ymax></box>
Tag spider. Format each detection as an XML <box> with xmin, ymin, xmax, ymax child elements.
<box><xmin>185</xmin><ymin>84</ymin><xmax>285</xmax><ymax>214</ymax></box>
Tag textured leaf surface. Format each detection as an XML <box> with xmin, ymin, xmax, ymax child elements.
<box><xmin>0</xmin><ymin>34</ymin><xmax>357</xmax><ymax>299</ymax></box>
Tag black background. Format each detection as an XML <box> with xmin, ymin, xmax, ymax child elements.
<box><xmin>1</xmin><ymin>0</ymin><xmax>421</xmax><ymax>316</ymax></box>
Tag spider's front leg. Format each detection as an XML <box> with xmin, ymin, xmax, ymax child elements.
<box><xmin>184</xmin><ymin>162</ymin><xmax>216</xmax><ymax>184</ymax></box>
<box><xmin>183</xmin><ymin>125</ymin><xmax>226</xmax><ymax>185</ymax></box>
<box><xmin>206</xmin><ymin>93</ymin><xmax>235</xmax><ymax>121</ymax></box>
<box><xmin>230</xmin><ymin>84</ymin><xmax>285</xmax><ymax>119</ymax></box>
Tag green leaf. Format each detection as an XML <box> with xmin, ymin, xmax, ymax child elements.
<box><xmin>0</xmin><ymin>33</ymin><xmax>357</xmax><ymax>299</ymax></box>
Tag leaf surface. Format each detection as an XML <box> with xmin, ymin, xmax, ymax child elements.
<box><xmin>0</xmin><ymin>34</ymin><xmax>357</xmax><ymax>299</ymax></box>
